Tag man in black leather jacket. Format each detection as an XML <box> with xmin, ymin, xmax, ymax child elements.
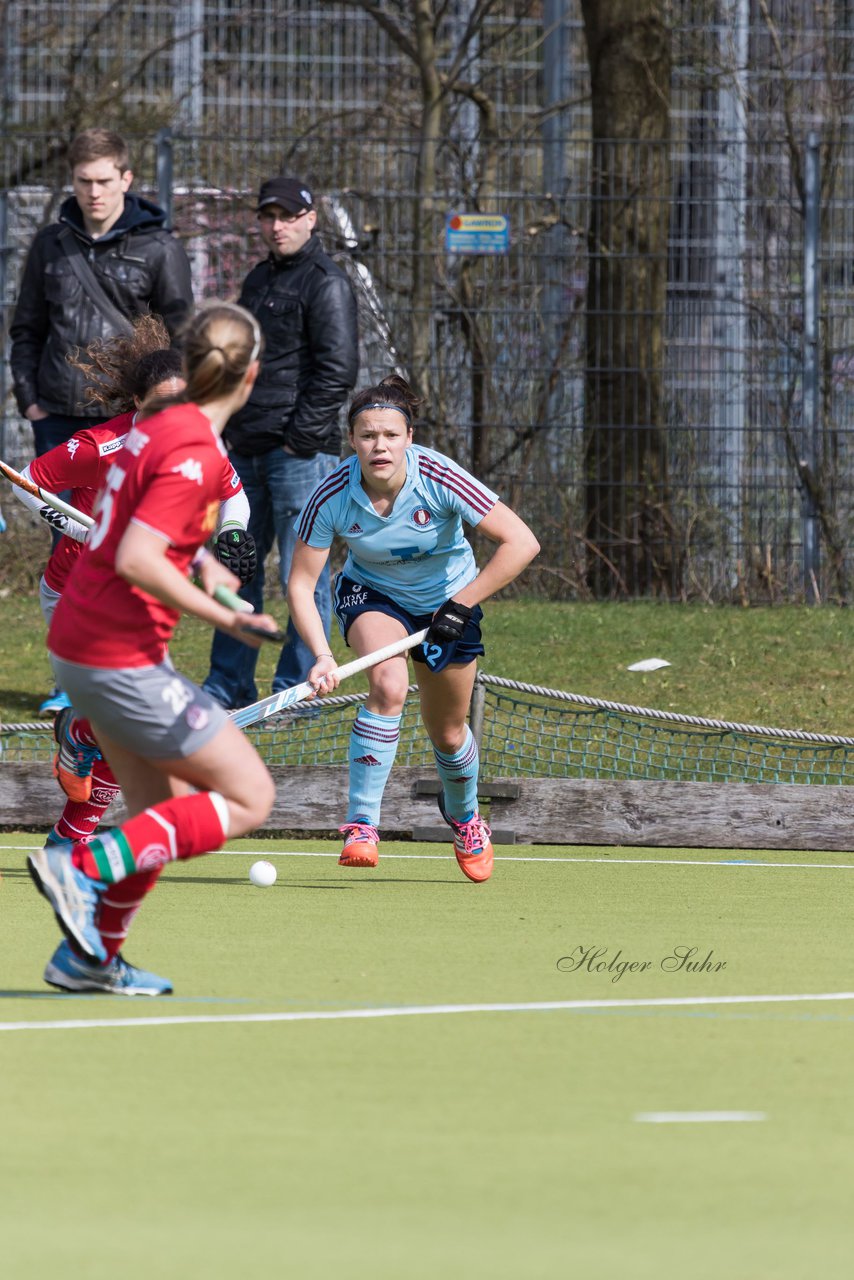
<box><xmin>202</xmin><ymin>176</ymin><xmax>359</xmax><ymax>709</ymax></box>
<box><xmin>10</xmin><ymin>128</ymin><xmax>193</xmax><ymax>715</ymax></box>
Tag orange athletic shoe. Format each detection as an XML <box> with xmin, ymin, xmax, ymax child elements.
<box><xmin>52</xmin><ymin>707</ymin><xmax>100</xmax><ymax>804</ymax></box>
<box><xmin>338</xmin><ymin>822</ymin><xmax>380</xmax><ymax>868</ymax></box>
<box><xmin>438</xmin><ymin>795</ymin><xmax>494</xmax><ymax>883</ymax></box>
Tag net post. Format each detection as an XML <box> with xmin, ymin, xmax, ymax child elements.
<box><xmin>469</xmin><ymin>673</ymin><xmax>486</xmax><ymax>748</ymax></box>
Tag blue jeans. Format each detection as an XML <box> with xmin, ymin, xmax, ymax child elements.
<box><xmin>203</xmin><ymin>448</ymin><xmax>339</xmax><ymax>708</ymax></box>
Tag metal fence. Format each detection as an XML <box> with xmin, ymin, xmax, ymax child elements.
<box><xmin>2</xmin><ymin>2</ymin><xmax>854</xmax><ymax>602</ymax></box>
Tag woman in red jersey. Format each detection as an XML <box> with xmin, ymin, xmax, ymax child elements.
<box><xmin>27</xmin><ymin>303</ymin><xmax>278</xmax><ymax>995</ymax></box>
<box><xmin>15</xmin><ymin>324</ymin><xmax>257</xmax><ymax>996</ymax></box>
<box><xmin>17</xmin><ymin>316</ymin><xmax>254</xmax><ymax>721</ymax></box>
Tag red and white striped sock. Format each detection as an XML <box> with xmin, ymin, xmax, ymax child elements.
<box><xmin>52</xmin><ymin>756</ymin><xmax>121</xmax><ymax>844</ymax></box>
<box><xmin>73</xmin><ymin>791</ymin><xmax>230</xmax><ymax>883</ymax></box>
<box><xmin>96</xmin><ymin>867</ymin><xmax>163</xmax><ymax>961</ymax></box>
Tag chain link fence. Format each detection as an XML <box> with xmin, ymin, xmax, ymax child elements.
<box><xmin>2</xmin><ymin>2</ymin><xmax>853</xmax><ymax>601</ymax></box>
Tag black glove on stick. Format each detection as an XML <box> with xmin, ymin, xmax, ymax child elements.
<box><xmin>427</xmin><ymin>599</ymin><xmax>474</xmax><ymax>643</ymax></box>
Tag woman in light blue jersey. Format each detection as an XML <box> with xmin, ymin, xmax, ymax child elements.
<box><xmin>288</xmin><ymin>375</ymin><xmax>539</xmax><ymax>882</ymax></box>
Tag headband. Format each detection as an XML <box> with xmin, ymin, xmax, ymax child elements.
<box><xmin>348</xmin><ymin>401</ymin><xmax>412</xmax><ymax>426</ymax></box>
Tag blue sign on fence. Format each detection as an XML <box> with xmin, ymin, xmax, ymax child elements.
<box><xmin>445</xmin><ymin>212</ymin><xmax>510</xmax><ymax>255</ymax></box>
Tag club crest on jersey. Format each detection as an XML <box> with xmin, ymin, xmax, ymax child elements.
<box><xmin>66</xmin><ymin>437</ymin><xmax>80</xmax><ymax>459</ymax></box>
<box><xmin>411</xmin><ymin>507</ymin><xmax>432</xmax><ymax>527</ymax></box>
<box><xmin>172</xmin><ymin>457</ymin><xmax>204</xmax><ymax>485</ymax></box>
<box><xmin>186</xmin><ymin>704</ymin><xmax>210</xmax><ymax>732</ymax></box>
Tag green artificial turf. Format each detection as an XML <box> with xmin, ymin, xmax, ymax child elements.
<box><xmin>3</xmin><ymin>835</ymin><xmax>854</xmax><ymax>1279</ymax></box>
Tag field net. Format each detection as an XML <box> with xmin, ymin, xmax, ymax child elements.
<box><xmin>2</xmin><ymin>674</ymin><xmax>853</xmax><ymax>785</ymax></box>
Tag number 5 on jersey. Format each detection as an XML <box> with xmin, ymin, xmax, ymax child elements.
<box><xmin>88</xmin><ymin>461</ymin><xmax>126</xmax><ymax>551</ymax></box>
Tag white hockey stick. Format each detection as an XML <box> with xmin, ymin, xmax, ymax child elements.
<box><xmin>229</xmin><ymin>627</ymin><xmax>429</xmax><ymax>730</ymax></box>
<box><xmin>0</xmin><ymin>459</ymin><xmax>281</xmax><ymax>646</ymax></box>
<box><xmin>0</xmin><ymin>457</ymin><xmax>95</xmax><ymax>528</ymax></box>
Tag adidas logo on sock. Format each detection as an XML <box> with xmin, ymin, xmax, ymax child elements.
<box><xmin>353</xmin><ymin>753</ymin><xmax>381</xmax><ymax>766</ymax></box>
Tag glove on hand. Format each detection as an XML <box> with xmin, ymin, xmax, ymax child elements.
<box><xmin>213</xmin><ymin>528</ymin><xmax>257</xmax><ymax>585</ymax></box>
<box><xmin>427</xmin><ymin>599</ymin><xmax>475</xmax><ymax>643</ymax></box>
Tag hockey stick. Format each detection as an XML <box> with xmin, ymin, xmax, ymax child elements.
<box><xmin>229</xmin><ymin>627</ymin><xmax>429</xmax><ymax>729</ymax></box>
<box><xmin>0</xmin><ymin>457</ymin><xmax>95</xmax><ymax>528</ymax></box>
<box><xmin>0</xmin><ymin>458</ymin><xmax>282</xmax><ymax>645</ymax></box>
<box><xmin>212</xmin><ymin>584</ymin><xmax>287</xmax><ymax>644</ymax></box>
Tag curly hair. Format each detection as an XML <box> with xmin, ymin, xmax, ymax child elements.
<box><xmin>68</xmin><ymin>314</ymin><xmax>174</xmax><ymax>415</ymax></box>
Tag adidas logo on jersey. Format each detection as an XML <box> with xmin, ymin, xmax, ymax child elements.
<box><xmin>347</xmin><ymin>522</ymin><xmax>363</xmax><ymax>534</ymax></box>
<box><xmin>353</xmin><ymin>754</ymin><xmax>382</xmax><ymax>766</ymax></box>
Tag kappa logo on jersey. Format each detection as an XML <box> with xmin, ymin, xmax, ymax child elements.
<box><xmin>411</xmin><ymin>507</ymin><xmax>432</xmax><ymax>527</ymax></box>
<box><xmin>347</xmin><ymin>522</ymin><xmax>363</xmax><ymax>534</ymax></box>
<box><xmin>98</xmin><ymin>436</ymin><xmax>125</xmax><ymax>456</ymax></box>
<box><xmin>172</xmin><ymin>457</ymin><xmax>204</xmax><ymax>485</ymax></box>
<box><xmin>124</xmin><ymin>426</ymin><xmax>150</xmax><ymax>457</ymax></box>
<box><xmin>66</xmin><ymin>438</ymin><xmax>80</xmax><ymax>460</ymax></box>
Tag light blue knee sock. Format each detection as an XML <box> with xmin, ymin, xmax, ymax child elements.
<box><xmin>433</xmin><ymin>726</ymin><xmax>479</xmax><ymax>822</ymax></box>
<box><xmin>347</xmin><ymin>708</ymin><xmax>401</xmax><ymax>825</ymax></box>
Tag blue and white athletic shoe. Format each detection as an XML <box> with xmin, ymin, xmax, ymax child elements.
<box><xmin>44</xmin><ymin>830</ymin><xmax>74</xmax><ymax>853</ymax></box>
<box><xmin>38</xmin><ymin>687</ymin><xmax>72</xmax><ymax>716</ymax></box>
<box><xmin>27</xmin><ymin>845</ymin><xmax>106</xmax><ymax>962</ymax></box>
<box><xmin>44</xmin><ymin>940</ymin><xmax>173</xmax><ymax>997</ymax></box>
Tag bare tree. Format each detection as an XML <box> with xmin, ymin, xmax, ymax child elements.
<box><xmin>580</xmin><ymin>0</ymin><xmax>673</xmax><ymax>596</ymax></box>
<box><xmin>338</xmin><ymin>0</ymin><xmax>538</xmax><ymax>463</ymax></box>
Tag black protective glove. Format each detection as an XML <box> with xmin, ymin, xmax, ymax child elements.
<box><xmin>427</xmin><ymin>599</ymin><xmax>475</xmax><ymax>643</ymax></box>
<box><xmin>213</xmin><ymin>528</ymin><xmax>257</xmax><ymax>585</ymax></box>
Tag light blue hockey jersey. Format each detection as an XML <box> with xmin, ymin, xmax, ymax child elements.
<box><xmin>294</xmin><ymin>444</ymin><xmax>499</xmax><ymax>613</ymax></box>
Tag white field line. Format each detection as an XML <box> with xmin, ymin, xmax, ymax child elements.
<box><xmin>2</xmin><ymin>844</ymin><xmax>854</xmax><ymax>872</ymax></box>
<box><xmin>2</xmin><ymin>990</ymin><xmax>854</xmax><ymax>1034</ymax></box>
<box><xmin>635</xmin><ymin>1111</ymin><xmax>766</xmax><ymax>1123</ymax></box>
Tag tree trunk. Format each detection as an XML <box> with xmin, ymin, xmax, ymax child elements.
<box><xmin>580</xmin><ymin>0</ymin><xmax>674</xmax><ymax>596</ymax></box>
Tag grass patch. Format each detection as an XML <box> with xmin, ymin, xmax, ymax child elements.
<box><xmin>2</xmin><ymin>586</ymin><xmax>852</xmax><ymax>733</ymax></box>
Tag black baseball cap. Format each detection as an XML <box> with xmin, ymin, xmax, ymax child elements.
<box><xmin>256</xmin><ymin>177</ymin><xmax>314</xmax><ymax>215</ymax></box>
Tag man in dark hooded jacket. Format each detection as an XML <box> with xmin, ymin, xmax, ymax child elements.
<box><xmin>10</xmin><ymin>127</ymin><xmax>193</xmax><ymax>715</ymax></box>
<box><xmin>10</xmin><ymin>127</ymin><xmax>193</xmax><ymax>455</ymax></box>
